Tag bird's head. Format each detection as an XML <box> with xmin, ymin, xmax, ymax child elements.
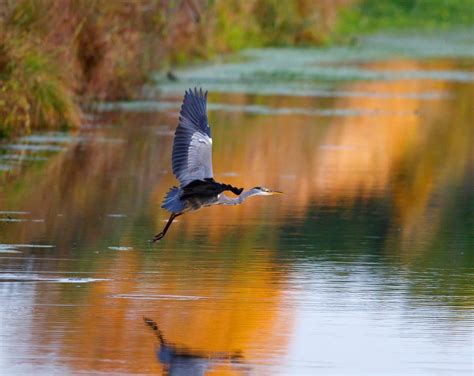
<box><xmin>251</xmin><ymin>186</ymin><xmax>283</xmax><ymax>196</ymax></box>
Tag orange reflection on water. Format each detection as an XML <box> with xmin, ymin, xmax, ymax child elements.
<box><xmin>0</xmin><ymin>58</ymin><xmax>471</xmax><ymax>374</ymax></box>
<box><xmin>24</xmin><ymin>248</ymin><xmax>291</xmax><ymax>374</ymax></box>
<box><xmin>153</xmin><ymin>60</ymin><xmax>472</xmax><ymax>250</ymax></box>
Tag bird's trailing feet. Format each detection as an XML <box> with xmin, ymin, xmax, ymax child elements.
<box><xmin>151</xmin><ymin>213</ymin><xmax>182</xmax><ymax>242</ymax></box>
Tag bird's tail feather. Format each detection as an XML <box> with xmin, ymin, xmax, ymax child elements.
<box><xmin>161</xmin><ymin>186</ymin><xmax>185</xmax><ymax>213</ymax></box>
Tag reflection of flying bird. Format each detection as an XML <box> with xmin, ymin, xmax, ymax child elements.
<box><xmin>152</xmin><ymin>88</ymin><xmax>281</xmax><ymax>242</ymax></box>
<box><xmin>144</xmin><ymin>317</ymin><xmax>243</xmax><ymax>376</ymax></box>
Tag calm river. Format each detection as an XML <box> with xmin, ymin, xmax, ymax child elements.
<box><xmin>0</xmin><ymin>31</ymin><xmax>473</xmax><ymax>375</ymax></box>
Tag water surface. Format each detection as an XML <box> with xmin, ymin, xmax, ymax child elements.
<box><xmin>0</xmin><ymin>31</ymin><xmax>473</xmax><ymax>375</ymax></box>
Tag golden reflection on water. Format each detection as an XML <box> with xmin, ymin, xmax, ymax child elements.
<box><xmin>0</xmin><ymin>59</ymin><xmax>472</xmax><ymax>374</ymax></box>
<box><xmin>152</xmin><ymin>61</ymin><xmax>472</xmax><ymax>250</ymax></box>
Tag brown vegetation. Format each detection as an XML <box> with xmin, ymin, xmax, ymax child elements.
<box><xmin>0</xmin><ymin>0</ymin><xmax>352</xmax><ymax>136</ymax></box>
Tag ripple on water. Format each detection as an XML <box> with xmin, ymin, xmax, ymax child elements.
<box><xmin>20</xmin><ymin>134</ymin><xmax>76</xmax><ymax>144</ymax></box>
<box><xmin>2</xmin><ymin>244</ymin><xmax>54</xmax><ymax>248</ymax></box>
<box><xmin>1</xmin><ymin>154</ymin><xmax>49</xmax><ymax>161</ymax></box>
<box><xmin>153</xmin><ymin>30</ymin><xmax>474</xmax><ymax>102</ymax></box>
<box><xmin>109</xmin><ymin>293</ymin><xmax>206</xmax><ymax>301</ymax></box>
<box><xmin>96</xmin><ymin>100</ymin><xmax>418</xmax><ymax>117</ymax></box>
<box><xmin>106</xmin><ymin>213</ymin><xmax>127</xmax><ymax>218</ymax></box>
<box><xmin>0</xmin><ymin>211</ymin><xmax>31</xmax><ymax>215</ymax></box>
<box><xmin>2</xmin><ymin>144</ymin><xmax>67</xmax><ymax>152</ymax></box>
<box><xmin>108</xmin><ymin>246</ymin><xmax>133</xmax><ymax>251</ymax></box>
<box><xmin>0</xmin><ymin>273</ymin><xmax>109</xmax><ymax>283</ymax></box>
<box><xmin>0</xmin><ymin>244</ymin><xmax>55</xmax><ymax>253</ymax></box>
<box><xmin>19</xmin><ymin>134</ymin><xmax>125</xmax><ymax>144</ymax></box>
<box><xmin>0</xmin><ymin>218</ymin><xmax>44</xmax><ymax>223</ymax></box>
<box><xmin>0</xmin><ymin>245</ymin><xmax>21</xmax><ymax>253</ymax></box>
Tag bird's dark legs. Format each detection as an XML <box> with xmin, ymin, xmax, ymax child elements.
<box><xmin>152</xmin><ymin>213</ymin><xmax>182</xmax><ymax>242</ymax></box>
<box><xmin>143</xmin><ymin>317</ymin><xmax>167</xmax><ymax>345</ymax></box>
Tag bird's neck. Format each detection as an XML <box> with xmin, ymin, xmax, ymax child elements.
<box><xmin>218</xmin><ymin>188</ymin><xmax>259</xmax><ymax>206</ymax></box>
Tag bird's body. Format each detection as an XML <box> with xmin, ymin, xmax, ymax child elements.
<box><xmin>162</xmin><ymin>178</ymin><xmax>243</xmax><ymax>214</ymax></box>
<box><xmin>152</xmin><ymin>88</ymin><xmax>280</xmax><ymax>242</ymax></box>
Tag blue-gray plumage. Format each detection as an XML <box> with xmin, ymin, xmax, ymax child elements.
<box><xmin>172</xmin><ymin>88</ymin><xmax>212</xmax><ymax>186</ymax></box>
<box><xmin>144</xmin><ymin>317</ymin><xmax>243</xmax><ymax>376</ymax></box>
<box><xmin>152</xmin><ymin>88</ymin><xmax>281</xmax><ymax>242</ymax></box>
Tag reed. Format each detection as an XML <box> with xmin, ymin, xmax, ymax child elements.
<box><xmin>0</xmin><ymin>30</ymin><xmax>80</xmax><ymax>136</ymax></box>
<box><xmin>2</xmin><ymin>0</ymin><xmax>468</xmax><ymax>137</ymax></box>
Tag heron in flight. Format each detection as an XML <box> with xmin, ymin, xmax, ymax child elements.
<box><xmin>152</xmin><ymin>88</ymin><xmax>281</xmax><ymax>242</ymax></box>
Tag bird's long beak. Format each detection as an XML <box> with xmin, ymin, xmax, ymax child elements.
<box><xmin>270</xmin><ymin>190</ymin><xmax>283</xmax><ymax>195</ymax></box>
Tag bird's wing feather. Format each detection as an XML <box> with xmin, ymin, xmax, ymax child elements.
<box><xmin>172</xmin><ymin>88</ymin><xmax>213</xmax><ymax>186</ymax></box>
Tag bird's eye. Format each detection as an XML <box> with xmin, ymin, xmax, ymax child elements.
<box><xmin>254</xmin><ymin>186</ymin><xmax>261</xmax><ymax>190</ymax></box>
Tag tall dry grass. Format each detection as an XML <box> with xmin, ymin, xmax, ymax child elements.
<box><xmin>0</xmin><ymin>0</ymin><xmax>352</xmax><ymax>136</ymax></box>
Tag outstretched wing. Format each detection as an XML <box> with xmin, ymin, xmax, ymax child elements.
<box><xmin>172</xmin><ymin>88</ymin><xmax>213</xmax><ymax>187</ymax></box>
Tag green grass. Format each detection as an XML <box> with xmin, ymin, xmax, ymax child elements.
<box><xmin>1</xmin><ymin>0</ymin><xmax>473</xmax><ymax>138</ymax></box>
<box><xmin>335</xmin><ymin>0</ymin><xmax>474</xmax><ymax>38</ymax></box>
<box><xmin>0</xmin><ymin>33</ymin><xmax>80</xmax><ymax>136</ymax></box>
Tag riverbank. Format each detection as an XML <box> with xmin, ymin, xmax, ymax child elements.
<box><xmin>0</xmin><ymin>0</ymin><xmax>472</xmax><ymax>138</ymax></box>
<box><xmin>0</xmin><ymin>0</ymin><xmax>353</xmax><ymax>137</ymax></box>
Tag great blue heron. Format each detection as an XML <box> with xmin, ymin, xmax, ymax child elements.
<box><xmin>152</xmin><ymin>88</ymin><xmax>281</xmax><ymax>242</ymax></box>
